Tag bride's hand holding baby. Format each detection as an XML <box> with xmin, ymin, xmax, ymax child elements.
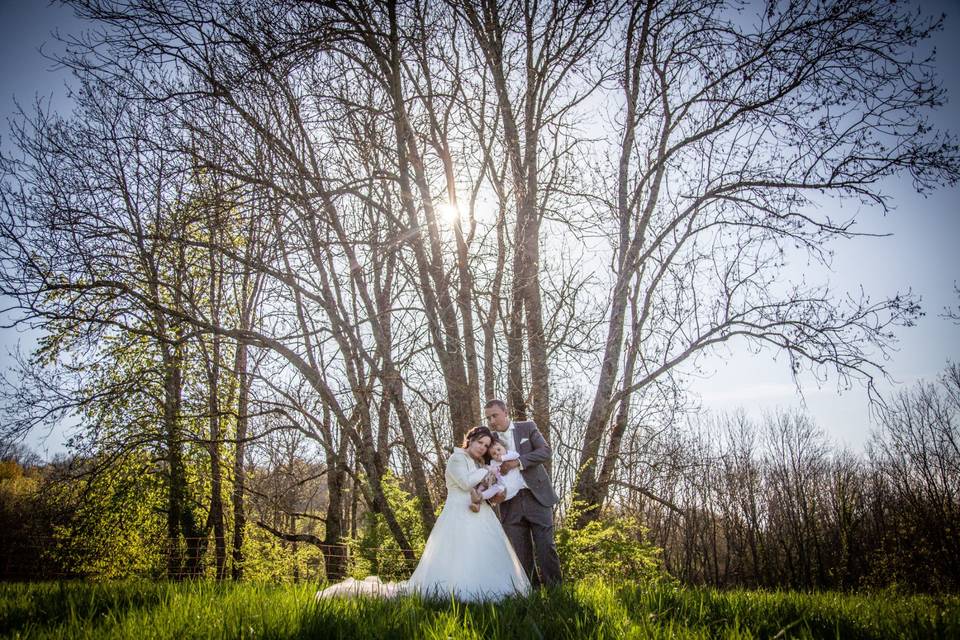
<box><xmin>499</xmin><ymin>458</ymin><xmax>520</xmax><ymax>473</ymax></box>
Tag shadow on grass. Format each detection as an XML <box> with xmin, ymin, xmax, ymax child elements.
<box><xmin>297</xmin><ymin>585</ymin><xmax>613</xmax><ymax>640</ymax></box>
<box><xmin>0</xmin><ymin>581</ymin><xmax>175</xmax><ymax>636</ymax></box>
<box><xmin>615</xmin><ymin>582</ymin><xmax>960</xmax><ymax>640</ymax></box>
<box><xmin>0</xmin><ymin>580</ymin><xmax>267</xmax><ymax>638</ymax></box>
<box><xmin>3</xmin><ymin>580</ymin><xmax>957</xmax><ymax>639</ymax></box>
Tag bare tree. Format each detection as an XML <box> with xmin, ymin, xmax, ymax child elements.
<box><xmin>572</xmin><ymin>0</ymin><xmax>958</xmax><ymax>520</ymax></box>
<box><xmin>452</xmin><ymin>0</ymin><xmax>621</xmax><ymax>432</ymax></box>
<box><xmin>869</xmin><ymin>363</ymin><xmax>960</xmax><ymax>590</ymax></box>
<box><xmin>0</xmin><ymin>75</ymin><xmax>216</xmax><ymax>577</ymax></box>
<box><xmin>943</xmin><ymin>284</ymin><xmax>960</xmax><ymax>324</ymax></box>
<box><xmin>2</xmin><ymin>0</ymin><xmax>958</xmax><ymax>587</ymax></box>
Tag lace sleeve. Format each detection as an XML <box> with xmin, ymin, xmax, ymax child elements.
<box><xmin>446</xmin><ymin>452</ymin><xmax>489</xmax><ymax>490</ymax></box>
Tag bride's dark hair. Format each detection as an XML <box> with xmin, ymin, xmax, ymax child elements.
<box><xmin>462</xmin><ymin>426</ymin><xmax>498</xmax><ymax>463</ymax></box>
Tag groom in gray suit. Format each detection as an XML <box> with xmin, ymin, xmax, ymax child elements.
<box><xmin>484</xmin><ymin>398</ymin><xmax>562</xmax><ymax>587</ymax></box>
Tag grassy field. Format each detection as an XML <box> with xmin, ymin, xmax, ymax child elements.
<box><xmin>0</xmin><ymin>579</ymin><xmax>957</xmax><ymax>639</ymax></box>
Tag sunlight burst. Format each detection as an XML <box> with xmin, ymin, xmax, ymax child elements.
<box><xmin>437</xmin><ymin>202</ymin><xmax>461</xmax><ymax>227</ymax></box>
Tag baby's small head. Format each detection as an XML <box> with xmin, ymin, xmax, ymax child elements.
<box><xmin>488</xmin><ymin>440</ymin><xmax>507</xmax><ymax>462</ymax></box>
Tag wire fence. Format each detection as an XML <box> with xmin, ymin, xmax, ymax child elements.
<box><xmin>0</xmin><ymin>535</ymin><xmax>422</xmax><ymax>583</ymax></box>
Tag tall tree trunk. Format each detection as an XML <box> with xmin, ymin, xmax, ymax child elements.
<box><xmin>163</xmin><ymin>334</ymin><xmax>205</xmax><ymax>578</ymax></box>
<box><xmin>205</xmin><ymin>217</ymin><xmax>227</xmax><ymax>580</ymax></box>
<box><xmin>230</xmin><ymin>337</ymin><xmax>249</xmax><ymax>580</ymax></box>
<box><xmin>573</xmin><ymin>2</ymin><xmax>655</xmax><ymax>519</ymax></box>
<box><xmin>507</xmin><ymin>261</ymin><xmax>527</xmax><ymax>420</ymax></box>
<box><xmin>323</xmin><ymin>463</ymin><xmax>348</xmax><ymax>580</ymax></box>
<box><xmin>481</xmin><ymin>202</ymin><xmax>507</xmax><ymax>402</ymax></box>
<box><xmin>461</xmin><ymin>0</ymin><xmax>551</xmax><ymax>429</ymax></box>
<box><xmin>162</xmin><ymin>345</ymin><xmax>186</xmax><ymax>580</ymax></box>
<box><xmin>291</xmin><ymin>513</ymin><xmax>300</xmax><ymax>583</ymax></box>
<box><xmin>206</xmin><ymin>330</ymin><xmax>226</xmax><ymax>580</ymax></box>
<box><xmin>595</xmin><ymin>328</ymin><xmax>641</xmax><ymax>503</ymax></box>
<box><xmin>230</xmin><ymin>214</ymin><xmax>260</xmax><ymax>581</ymax></box>
<box><xmin>382</xmin><ymin>5</ymin><xmax>475</xmax><ymax>441</ymax></box>
<box><xmin>520</xmin><ymin>214</ymin><xmax>550</xmax><ymax>441</ymax></box>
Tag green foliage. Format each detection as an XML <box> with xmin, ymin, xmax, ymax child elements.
<box><xmin>0</xmin><ymin>459</ymin><xmax>25</xmax><ymax>481</ymax></box>
<box><xmin>48</xmin><ymin>453</ymin><xmax>167</xmax><ymax>579</ymax></box>
<box><xmin>345</xmin><ymin>471</ymin><xmax>426</xmax><ymax>581</ymax></box>
<box><xmin>2</xmin><ymin>580</ymin><xmax>958</xmax><ymax>639</ymax></box>
<box><xmin>238</xmin><ymin>522</ymin><xmax>326</xmax><ymax>583</ymax></box>
<box><xmin>0</xmin><ymin>462</ymin><xmax>37</xmax><ymax>497</ymax></box>
<box><xmin>556</xmin><ymin>501</ymin><xmax>666</xmax><ymax>584</ymax></box>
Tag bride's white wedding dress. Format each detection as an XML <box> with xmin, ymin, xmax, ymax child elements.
<box><xmin>317</xmin><ymin>448</ymin><xmax>531</xmax><ymax>602</ymax></box>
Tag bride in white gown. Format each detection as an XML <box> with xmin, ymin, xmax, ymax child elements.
<box><xmin>318</xmin><ymin>427</ymin><xmax>531</xmax><ymax>602</ymax></box>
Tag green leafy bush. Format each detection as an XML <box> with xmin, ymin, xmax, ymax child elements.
<box><xmin>345</xmin><ymin>471</ymin><xmax>426</xmax><ymax>581</ymax></box>
<box><xmin>47</xmin><ymin>454</ymin><xmax>167</xmax><ymax>579</ymax></box>
<box><xmin>556</xmin><ymin>501</ymin><xmax>666</xmax><ymax>584</ymax></box>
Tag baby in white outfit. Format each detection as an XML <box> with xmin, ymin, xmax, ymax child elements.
<box><xmin>469</xmin><ymin>440</ymin><xmax>523</xmax><ymax>512</ymax></box>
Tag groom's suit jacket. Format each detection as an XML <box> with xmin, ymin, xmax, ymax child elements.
<box><xmin>509</xmin><ymin>420</ymin><xmax>560</xmax><ymax>507</ymax></box>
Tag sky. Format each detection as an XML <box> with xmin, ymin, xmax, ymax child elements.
<box><xmin>0</xmin><ymin>0</ymin><xmax>958</xmax><ymax>457</ymax></box>
<box><xmin>686</xmin><ymin>2</ymin><xmax>960</xmax><ymax>449</ymax></box>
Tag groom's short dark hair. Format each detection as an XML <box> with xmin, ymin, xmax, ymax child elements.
<box><xmin>484</xmin><ymin>398</ymin><xmax>507</xmax><ymax>412</ymax></box>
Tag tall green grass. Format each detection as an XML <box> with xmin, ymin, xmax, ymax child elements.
<box><xmin>1</xmin><ymin>580</ymin><xmax>957</xmax><ymax>639</ymax></box>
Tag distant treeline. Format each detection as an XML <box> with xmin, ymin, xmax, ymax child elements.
<box><xmin>0</xmin><ymin>0</ymin><xmax>958</xmax><ymax>594</ymax></box>
<box><xmin>637</xmin><ymin>365</ymin><xmax>960</xmax><ymax>592</ymax></box>
<box><xmin>2</xmin><ymin>363</ymin><xmax>957</xmax><ymax>592</ymax></box>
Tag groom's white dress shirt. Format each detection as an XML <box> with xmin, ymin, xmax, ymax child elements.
<box><xmin>500</xmin><ymin>421</ymin><xmax>529</xmax><ymax>493</ymax></box>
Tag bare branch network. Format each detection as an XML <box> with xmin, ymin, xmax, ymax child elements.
<box><xmin>0</xmin><ymin>0</ymin><xmax>956</xmax><ymax>582</ymax></box>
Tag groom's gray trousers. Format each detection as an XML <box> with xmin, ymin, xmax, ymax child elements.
<box><xmin>498</xmin><ymin>488</ymin><xmax>562</xmax><ymax>587</ymax></box>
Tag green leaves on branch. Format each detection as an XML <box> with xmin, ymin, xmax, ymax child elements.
<box><xmin>557</xmin><ymin>499</ymin><xmax>665</xmax><ymax>584</ymax></box>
